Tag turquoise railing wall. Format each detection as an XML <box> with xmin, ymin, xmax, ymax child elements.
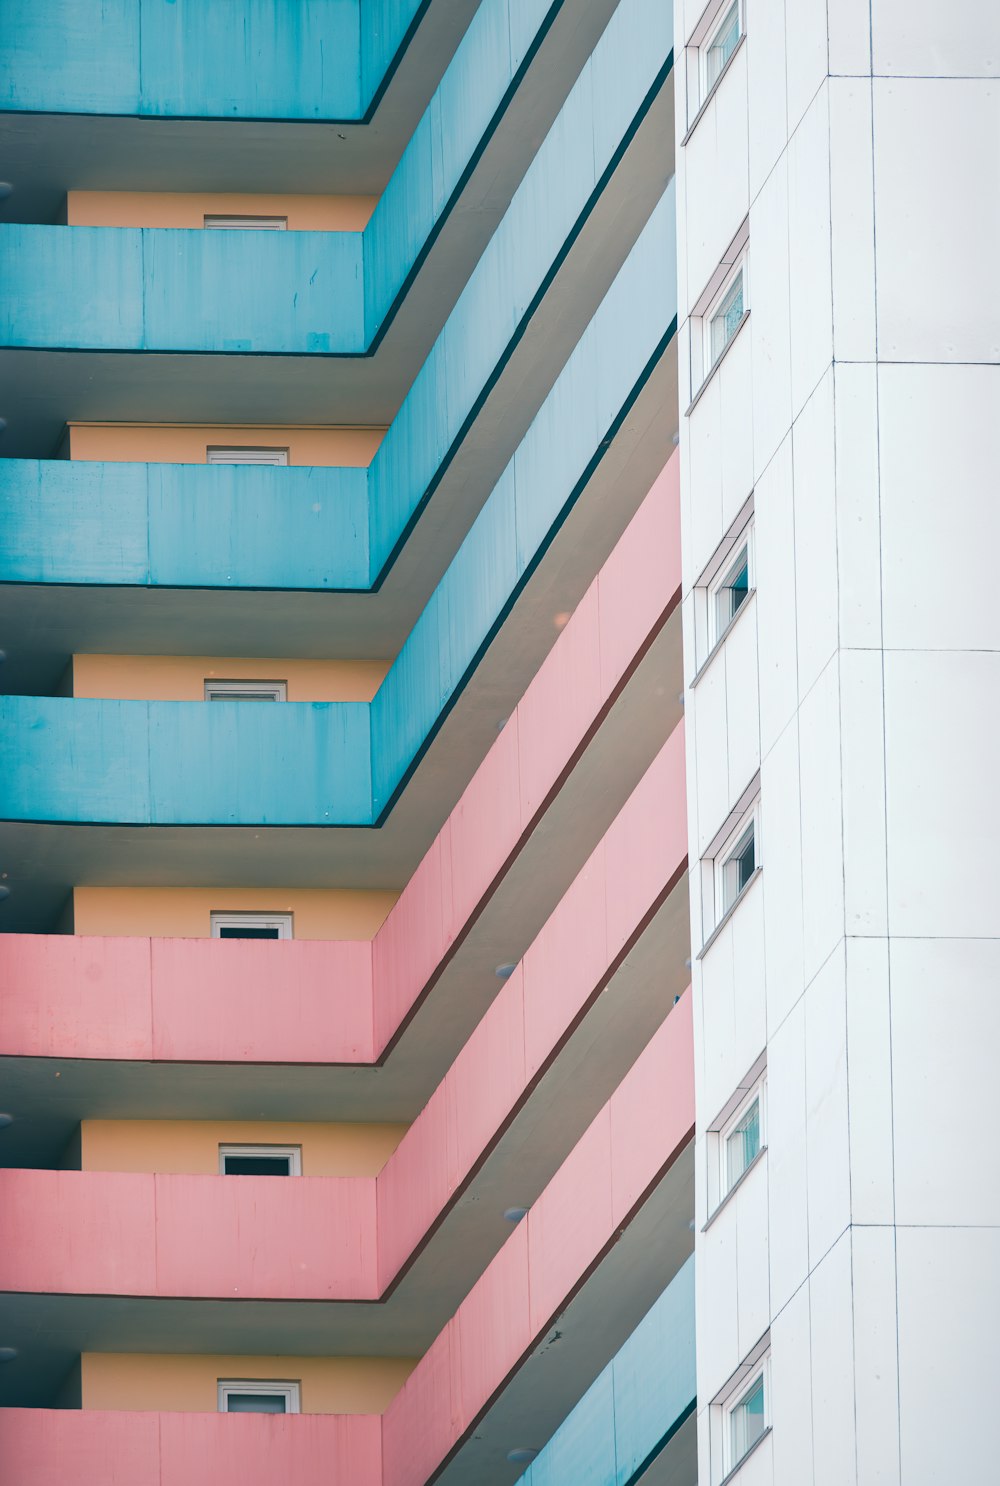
<box><xmin>0</xmin><ymin>0</ymin><xmax>673</xmax><ymax>592</ymax></box>
<box><xmin>0</xmin><ymin>0</ymin><xmax>421</xmax><ymax>120</ymax></box>
<box><xmin>517</xmin><ymin>1256</ymin><xmax>696</xmax><ymax>1486</ymax></box>
<box><xmin>0</xmin><ymin>0</ymin><xmax>671</xmax><ymax>357</ymax></box>
<box><xmin>0</xmin><ymin>184</ymin><xmax>677</xmax><ymax>827</ymax></box>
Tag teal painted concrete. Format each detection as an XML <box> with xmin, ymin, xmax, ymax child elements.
<box><xmin>0</xmin><ymin>0</ymin><xmax>418</xmax><ymax>121</ymax></box>
<box><xmin>518</xmin><ymin>1256</ymin><xmax>695</xmax><ymax>1486</ymax></box>
<box><xmin>0</xmin><ymin>0</ymin><xmax>673</xmax><ymax>594</ymax></box>
<box><xmin>0</xmin><ymin>0</ymin><xmax>672</xmax><ymax>358</ymax></box>
<box><xmin>0</xmin><ymin>186</ymin><xmax>677</xmax><ymax>827</ymax></box>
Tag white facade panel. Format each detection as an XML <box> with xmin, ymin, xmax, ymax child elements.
<box><xmin>748</xmin><ymin>159</ymin><xmax>792</xmax><ymax>480</ymax></box>
<box><xmin>790</xmin><ymin>370</ymin><xmax>837</xmax><ymax>699</ymax></box>
<box><xmin>828</xmin><ymin>78</ymin><xmax>876</xmax><ymax>363</ymax></box>
<box><xmin>786</xmin><ymin>87</ymin><xmax>832</xmax><ymax>417</ymax></box>
<box><xmin>844</xmin><ymin>937</ymin><xmax>895</xmax><ymax>1228</ymax></box>
<box><xmin>831</xmin><ymin>362</ymin><xmax>882</xmax><ymax>651</ymax></box>
<box><xmin>682</xmin><ymin>46</ymin><xmax>751</xmax><ymax>305</ymax></box>
<box><xmin>871</xmin><ymin>0</ymin><xmax>1000</xmax><ymax>77</ymax></box>
<box><xmin>838</xmin><ymin>647</ymin><xmax>888</xmax><ymax>938</ymax></box>
<box><xmin>850</xmin><ymin>1226</ymin><xmax>901</xmax><ymax>1486</ymax></box>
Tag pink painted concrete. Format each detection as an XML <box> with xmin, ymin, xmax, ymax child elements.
<box><xmin>0</xmin><ymin>1001</ymin><xmax>693</xmax><ymax>1486</ymax></box>
<box><xmin>149</xmin><ymin>937</ymin><xmax>374</xmax><ymax>1064</ymax></box>
<box><xmin>0</xmin><ymin>1170</ymin><xmax>377</xmax><ymax>1301</ymax></box>
<box><xmin>0</xmin><ymin>1409</ymin><xmax>381</xmax><ymax>1486</ymax></box>
<box><xmin>0</xmin><ymin>722</ymin><xmax>688</xmax><ymax>1306</ymax></box>
<box><xmin>0</xmin><ymin>455</ymin><xmax>681</xmax><ymax>1074</ymax></box>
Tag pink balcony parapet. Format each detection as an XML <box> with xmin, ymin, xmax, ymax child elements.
<box><xmin>0</xmin><ymin>455</ymin><xmax>681</xmax><ymax>1073</ymax></box>
<box><xmin>0</xmin><ymin>999</ymin><xmax>693</xmax><ymax>1486</ymax></box>
<box><xmin>0</xmin><ymin>722</ymin><xmax>687</xmax><ymax>1304</ymax></box>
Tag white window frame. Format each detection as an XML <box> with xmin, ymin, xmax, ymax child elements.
<box><xmin>210</xmin><ymin>911</ymin><xmax>293</xmax><ymax>939</ymax></box>
<box><xmin>714</xmin><ymin>800</ymin><xmax>760</xmax><ymax>921</ymax></box>
<box><xmin>206</xmin><ymin>447</ymin><xmax>289</xmax><ymax>466</ymax></box>
<box><xmin>204</xmin><ymin>215</ymin><xmax>288</xmax><ymax>231</ymax></box>
<box><xmin>724</xmin><ymin>1362</ymin><xmax>769</xmax><ymax>1476</ymax></box>
<box><xmin>218</xmin><ymin>1380</ymin><xmax>301</xmax><ymax>1414</ymax></box>
<box><xmin>709</xmin><ymin>527</ymin><xmax>754</xmax><ymax>649</ymax></box>
<box><xmin>219</xmin><ymin>1144</ymin><xmax>302</xmax><ymax>1176</ymax></box>
<box><xmin>704</xmin><ymin>256</ymin><xmax>748</xmax><ymax>378</ymax></box>
<box><xmin>719</xmin><ymin>1081</ymin><xmax>765</xmax><ymax>1201</ymax></box>
<box><xmin>701</xmin><ymin>0</ymin><xmax>743</xmax><ymax>101</ymax></box>
<box><xmin>204</xmin><ymin>680</ymin><xmax>288</xmax><ymax>702</ymax></box>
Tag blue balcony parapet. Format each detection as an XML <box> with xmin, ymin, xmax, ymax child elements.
<box><xmin>0</xmin><ymin>0</ymin><xmax>674</xmax><ymax>591</ymax></box>
<box><xmin>517</xmin><ymin>1255</ymin><xmax>696</xmax><ymax>1486</ymax></box>
<box><xmin>0</xmin><ymin>0</ymin><xmax>422</xmax><ymax>122</ymax></box>
<box><xmin>0</xmin><ymin>185</ymin><xmax>677</xmax><ymax>828</ymax></box>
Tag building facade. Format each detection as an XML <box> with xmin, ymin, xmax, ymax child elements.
<box><xmin>0</xmin><ymin>2</ymin><xmax>992</xmax><ymax>1485</ymax></box>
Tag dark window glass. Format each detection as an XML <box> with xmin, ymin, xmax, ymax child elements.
<box><xmin>736</xmin><ymin>830</ymin><xmax>755</xmax><ymax>892</ymax></box>
<box><xmin>222</xmin><ymin>1155</ymin><xmax>292</xmax><ymax>1177</ymax></box>
<box><xmin>728</xmin><ymin>556</ymin><xmax>749</xmax><ymax>617</ymax></box>
<box><xmin>218</xmin><ymin>926</ymin><xmax>281</xmax><ymax>939</ymax></box>
<box><xmin>224</xmin><ymin>1392</ymin><xmax>288</xmax><ymax>1413</ymax></box>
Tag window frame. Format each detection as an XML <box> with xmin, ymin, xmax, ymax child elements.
<box><xmin>219</xmin><ymin>1144</ymin><xmax>302</xmax><ymax>1176</ymax></box>
<box><xmin>709</xmin><ymin>528</ymin><xmax>754</xmax><ymax>650</ymax></box>
<box><xmin>714</xmin><ymin>801</ymin><xmax>760</xmax><ymax>921</ymax></box>
<box><xmin>206</xmin><ymin>447</ymin><xmax>289</xmax><ymax>466</ymax></box>
<box><xmin>217</xmin><ymin>1379</ymin><xmax>301</xmax><ymax>1414</ymax></box>
<box><xmin>704</xmin><ymin>256</ymin><xmax>748</xmax><ymax>378</ymax></box>
<box><xmin>724</xmin><ymin>1362</ymin><xmax>769</xmax><ymax>1476</ymax></box>
<box><xmin>210</xmin><ymin>911</ymin><xmax>293</xmax><ymax>940</ymax></box>
<box><xmin>701</xmin><ymin>0</ymin><xmax>743</xmax><ymax>100</ymax></box>
<box><xmin>203</xmin><ymin>680</ymin><xmax>288</xmax><ymax>702</ymax></box>
<box><xmin>203</xmin><ymin>215</ymin><xmax>288</xmax><ymax>231</ymax></box>
<box><xmin>720</xmin><ymin>1081</ymin><xmax>765</xmax><ymax>1201</ymax></box>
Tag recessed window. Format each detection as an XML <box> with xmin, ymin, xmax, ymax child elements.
<box><xmin>204</xmin><ymin>680</ymin><xmax>287</xmax><ymax>702</ymax></box>
<box><xmin>204</xmin><ymin>216</ymin><xmax>288</xmax><ymax>231</ymax></box>
<box><xmin>711</xmin><ymin>539</ymin><xmax>751</xmax><ymax>643</ymax></box>
<box><xmin>219</xmin><ymin>1144</ymin><xmax>302</xmax><ymax>1177</ymax></box>
<box><xmin>210</xmin><ymin>912</ymin><xmax>293</xmax><ymax>940</ymax></box>
<box><xmin>218</xmin><ymin>1380</ymin><xmax>300</xmax><ymax>1414</ymax></box>
<box><xmin>703</xmin><ymin>1</ymin><xmax>742</xmax><ymax>94</ymax></box>
<box><xmin>708</xmin><ymin>263</ymin><xmax>746</xmax><ymax>369</ymax></box>
<box><xmin>206</xmin><ymin>447</ymin><xmax>289</xmax><ymax>466</ymax></box>
<box><xmin>729</xmin><ymin>1370</ymin><xmax>767</xmax><ymax>1470</ymax></box>
<box><xmin>725</xmin><ymin>1094</ymin><xmax>761</xmax><ymax>1191</ymax></box>
<box><xmin>721</xmin><ymin>820</ymin><xmax>755</xmax><ymax>913</ymax></box>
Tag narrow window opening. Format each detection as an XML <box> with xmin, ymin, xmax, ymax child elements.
<box><xmin>730</xmin><ymin>1372</ymin><xmax>767</xmax><ymax>1467</ymax></box>
<box><xmin>218</xmin><ymin>1380</ymin><xmax>301</xmax><ymax>1413</ymax></box>
<box><xmin>206</xmin><ymin>447</ymin><xmax>289</xmax><ymax>466</ymax></box>
<box><xmin>210</xmin><ymin>912</ymin><xmax>293</xmax><ymax>940</ymax></box>
<box><xmin>725</xmin><ymin>1097</ymin><xmax>760</xmax><ymax>1189</ymax></box>
<box><xmin>220</xmin><ymin>1145</ymin><xmax>302</xmax><ymax>1177</ymax></box>
<box><xmin>722</xmin><ymin>821</ymin><xmax>755</xmax><ymax>912</ymax></box>
<box><xmin>204</xmin><ymin>216</ymin><xmax>288</xmax><ymax>231</ymax></box>
<box><xmin>704</xmin><ymin>1</ymin><xmax>741</xmax><ymax>92</ymax></box>
<box><xmin>709</xmin><ymin>267</ymin><xmax>745</xmax><ymax>367</ymax></box>
<box><xmin>204</xmin><ymin>681</ymin><xmax>287</xmax><ymax>702</ymax></box>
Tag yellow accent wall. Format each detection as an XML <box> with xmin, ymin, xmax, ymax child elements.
<box><xmin>81</xmin><ymin>1353</ymin><xmax>416</xmax><ymax>1414</ymax></box>
<box><xmin>66</xmin><ymin>423</ymin><xmax>384</xmax><ymax>466</ymax></box>
<box><xmin>71</xmin><ymin>655</ymin><xmax>390</xmax><ymax>703</ymax></box>
<box><xmin>66</xmin><ymin>191</ymin><xmax>377</xmax><ymax>231</ymax></box>
<box><xmin>72</xmin><ymin>887</ymin><xmax>397</xmax><ymax>940</ymax></box>
<box><xmin>80</xmin><ymin>1120</ymin><xmax>406</xmax><ymax>1176</ymax></box>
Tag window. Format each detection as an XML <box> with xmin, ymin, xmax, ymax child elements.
<box><xmin>728</xmin><ymin>1370</ymin><xmax>767</xmax><ymax>1470</ymax></box>
<box><xmin>204</xmin><ymin>681</ymin><xmax>287</xmax><ymax>702</ymax></box>
<box><xmin>703</xmin><ymin>1</ymin><xmax>742</xmax><ymax>94</ymax></box>
<box><xmin>724</xmin><ymin>1093</ymin><xmax>761</xmax><ymax>1191</ymax></box>
<box><xmin>708</xmin><ymin>263</ymin><xmax>746</xmax><ymax>369</ymax></box>
<box><xmin>204</xmin><ymin>216</ymin><xmax>288</xmax><ymax>231</ymax></box>
<box><xmin>210</xmin><ymin>912</ymin><xmax>293</xmax><ymax>940</ymax></box>
<box><xmin>710</xmin><ymin>536</ymin><xmax>752</xmax><ymax>645</ymax></box>
<box><xmin>220</xmin><ymin>1145</ymin><xmax>302</xmax><ymax>1176</ymax></box>
<box><xmin>206</xmin><ymin>447</ymin><xmax>289</xmax><ymax>466</ymax></box>
<box><xmin>218</xmin><ymin>1380</ymin><xmax>300</xmax><ymax>1414</ymax></box>
<box><xmin>720</xmin><ymin>819</ymin><xmax>756</xmax><ymax>914</ymax></box>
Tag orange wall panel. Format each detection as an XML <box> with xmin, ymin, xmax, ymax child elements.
<box><xmin>66</xmin><ymin>423</ymin><xmax>384</xmax><ymax>465</ymax></box>
<box><xmin>80</xmin><ymin>1120</ymin><xmax>406</xmax><ymax>1177</ymax></box>
<box><xmin>71</xmin><ymin>655</ymin><xmax>390</xmax><ymax>703</ymax></box>
<box><xmin>72</xmin><ymin>887</ymin><xmax>397</xmax><ymax>940</ymax></box>
<box><xmin>80</xmin><ymin>1353</ymin><xmax>414</xmax><ymax>1415</ymax></box>
<box><xmin>66</xmin><ymin>192</ymin><xmax>377</xmax><ymax>231</ymax></box>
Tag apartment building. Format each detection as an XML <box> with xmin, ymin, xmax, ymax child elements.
<box><xmin>0</xmin><ymin>2</ymin><xmax>991</xmax><ymax>1485</ymax></box>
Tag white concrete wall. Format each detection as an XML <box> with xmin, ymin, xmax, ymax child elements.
<box><xmin>676</xmin><ymin>1</ymin><xmax>1000</xmax><ymax>1481</ymax></box>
